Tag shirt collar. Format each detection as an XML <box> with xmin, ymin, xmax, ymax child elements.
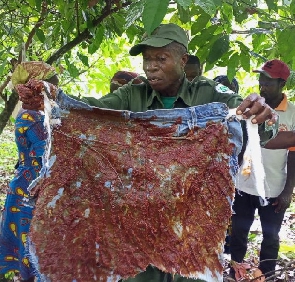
<box><xmin>275</xmin><ymin>93</ymin><xmax>288</xmax><ymax>111</ymax></box>
<box><xmin>146</xmin><ymin>77</ymin><xmax>193</xmax><ymax>108</ymax></box>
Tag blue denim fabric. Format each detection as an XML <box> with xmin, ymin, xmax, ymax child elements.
<box><xmin>57</xmin><ymin>89</ymin><xmax>93</xmax><ymax>110</ymax></box>
<box><xmin>56</xmin><ymin>91</ymin><xmax>243</xmax><ymax>178</ymax></box>
<box><xmin>31</xmin><ymin>99</ymin><xmax>242</xmax><ymax>282</ymax></box>
<box><xmin>127</xmin><ymin>102</ymin><xmax>243</xmax><ymax>178</ymax></box>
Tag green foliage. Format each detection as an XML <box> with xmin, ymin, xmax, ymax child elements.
<box><xmin>1</xmin><ymin>0</ymin><xmax>295</xmax><ymax>132</ymax></box>
<box><xmin>0</xmin><ymin>0</ymin><xmax>295</xmax><ymax>91</ymax></box>
<box><xmin>279</xmin><ymin>244</ymin><xmax>295</xmax><ymax>259</ymax></box>
<box><xmin>142</xmin><ymin>0</ymin><xmax>170</xmax><ymax>34</ymax></box>
<box><xmin>0</xmin><ymin>124</ymin><xmax>17</xmax><ymax>208</ymax></box>
<box><xmin>207</xmin><ymin>35</ymin><xmax>230</xmax><ymax>64</ymax></box>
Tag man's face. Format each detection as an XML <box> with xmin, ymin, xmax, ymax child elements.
<box><xmin>184</xmin><ymin>64</ymin><xmax>201</xmax><ymax>81</ymax></box>
<box><xmin>258</xmin><ymin>73</ymin><xmax>282</xmax><ymax>102</ymax></box>
<box><xmin>142</xmin><ymin>45</ymin><xmax>187</xmax><ymax>96</ymax></box>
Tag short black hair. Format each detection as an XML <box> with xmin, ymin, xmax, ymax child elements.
<box><xmin>187</xmin><ymin>55</ymin><xmax>200</xmax><ymax>65</ymax></box>
<box><xmin>164</xmin><ymin>41</ymin><xmax>187</xmax><ymax>58</ymax></box>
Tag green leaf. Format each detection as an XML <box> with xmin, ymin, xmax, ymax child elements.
<box><xmin>252</xmin><ymin>34</ymin><xmax>267</xmax><ymax>52</ymax></box>
<box><xmin>177</xmin><ymin>4</ymin><xmax>190</xmax><ymax>23</ymax></box>
<box><xmin>232</xmin><ymin>3</ymin><xmax>248</xmax><ymax>23</ymax></box>
<box><xmin>277</xmin><ymin>27</ymin><xmax>295</xmax><ymax>62</ymax></box>
<box><xmin>110</xmin><ymin>13</ymin><xmax>125</xmax><ymax>36</ymax></box>
<box><xmin>279</xmin><ymin>243</ymin><xmax>295</xmax><ymax>253</ymax></box>
<box><xmin>142</xmin><ymin>0</ymin><xmax>170</xmax><ymax>34</ymax></box>
<box><xmin>88</xmin><ymin>26</ymin><xmax>104</xmax><ymax>54</ymax></box>
<box><xmin>265</xmin><ymin>0</ymin><xmax>278</xmax><ymax>11</ymax></box>
<box><xmin>240</xmin><ymin>52</ymin><xmax>250</xmax><ymax>72</ymax></box>
<box><xmin>227</xmin><ymin>53</ymin><xmax>239</xmax><ymax>81</ymax></box>
<box><xmin>125</xmin><ymin>1</ymin><xmax>144</xmax><ymax>28</ymax></box>
<box><xmin>175</xmin><ymin>0</ymin><xmax>193</xmax><ymax>10</ymax></box>
<box><xmin>207</xmin><ymin>35</ymin><xmax>229</xmax><ymax>64</ymax></box>
<box><xmin>189</xmin><ymin>25</ymin><xmax>219</xmax><ymax>49</ymax></box>
<box><xmin>291</xmin><ymin>0</ymin><xmax>295</xmax><ymax>14</ymax></box>
<box><xmin>35</xmin><ymin>0</ymin><xmax>41</xmax><ymax>11</ymax></box>
<box><xmin>221</xmin><ymin>3</ymin><xmax>233</xmax><ymax>24</ymax></box>
<box><xmin>27</xmin><ymin>0</ymin><xmax>35</xmax><ymax>7</ymax></box>
<box><xmin>64</xmin><ymin>56</ymin><xmax>79</xmax><ymax>78</ymax></box>
<box><xmin>36</xmin><ymin>29</ymin><xmax>46</xmax><ymax>43</ymax></box>
<box><xmin>286</xmin><ymin>70</ymin><xmax>295</xmax><ymax>90</ymax></box>
<box><xmin>77</xmin><ymin>52</ymin><xmax>89</xmax><ymax>67</ymax></box>
<box><xmin>0</xmin><ymin>61</ymin><xmax>6</xmax><ymax>75</ymax></box>
<box><xmin>194</xmin><ymin>0</ymin><xmax>221</xmax><ymax>15</ymax></box>
<box><xmin>191</xmin><ymin>13</ymin><xmax>211</xmax><ymax>34</ymax></box>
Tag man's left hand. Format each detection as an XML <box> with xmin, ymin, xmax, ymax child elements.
<box><xmin>236</xmin><ymin>93</ymin><xmax>278</xmax><ymax>125</ymax></box>
<box><xmin>273</xmin><ymin>191</ymin><xmax>292</xmax><ymax>213</ymax></box>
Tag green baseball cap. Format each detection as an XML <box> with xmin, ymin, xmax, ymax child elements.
<box><xmin>129</xmin><ymin>23</ymin><xmax>189</xmax><ymax>56</ymax></box>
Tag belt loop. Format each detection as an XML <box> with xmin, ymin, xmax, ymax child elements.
<box><xmin>188</xmin><ymin>107</ymin><xmax>198</xmax><ymax>130</ymax></box>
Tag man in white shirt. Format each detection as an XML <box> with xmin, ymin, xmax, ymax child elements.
<box><xmin>230</xmin><ymin>59</ymin><xmax>295</xmax><ymax>279</ymax></box>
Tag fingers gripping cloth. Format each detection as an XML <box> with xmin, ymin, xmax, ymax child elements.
<box><xmin>28</xmin><ymin>103</ymin><xmax>242</xmax><ymax>282</ymax></box>
<box><xmin>228</xmin><ymin>109</ymin><xmax>267</xmax><ymax>204</ymax></box>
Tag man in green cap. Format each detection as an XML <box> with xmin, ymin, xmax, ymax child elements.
<box><xmin>73</xmin><ymin>23</ymin><xmax>275</xmax><ymax>128</ymax></box>
<box><xmin>22</xmin><ymin>23</ymin><xmax>278</xmax><ymax>282</ymax></box>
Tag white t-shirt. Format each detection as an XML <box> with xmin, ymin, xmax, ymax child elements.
<box><xmin>237</xmin><ymin>95</ymin><xmax>295</xmax><ymax>198</ymax></box>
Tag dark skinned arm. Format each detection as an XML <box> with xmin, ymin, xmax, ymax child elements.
<box><xmin>264</xmin><ymin>131</ymin><xmax>295</xmax><ymax>149</ymax></box>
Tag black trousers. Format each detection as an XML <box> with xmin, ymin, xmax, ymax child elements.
<box><xmin>230</xmin><ymin>191</ymin><xmax>285</xmax><ymax>277</ymax></box>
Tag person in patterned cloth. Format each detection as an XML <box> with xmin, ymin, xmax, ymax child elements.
<box><xmin>0</xmin><ymin>62</ymin><xmax>58</xmax><ymax>282</ymax></box>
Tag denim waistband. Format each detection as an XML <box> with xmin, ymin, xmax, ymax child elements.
<box><xmin>57</xmin><ymin>92</ymin><xmax>243</xmax><ymax>178</ymax></box>
<box><xmin>127</xmin><ymin>103</ymin><xmax>242</xmax><ymax>178</ymax></box>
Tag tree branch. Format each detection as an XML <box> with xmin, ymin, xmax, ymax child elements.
<box><xmin>47</xmin><ymin>0</ymin><xmax>131</xmax><ymax>64</ymax></box>
<box><xmin>18</xmin><ymin>1</ymin><xmax>48</xmax><ymax>63</ymax></box>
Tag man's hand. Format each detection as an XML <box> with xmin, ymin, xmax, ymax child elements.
<box><xmin>272</xmin><ymin>190</ymin><xmax>292</xmax><ymax>213</ymax></box>
<box><xmin>236</xmin><ymin>93</ymin><xmax>278</xmax><ymax>125</ymax></box>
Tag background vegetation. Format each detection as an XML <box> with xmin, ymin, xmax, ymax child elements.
<box><xmin>0</xmin><ymin>0</ymin><xmax>294</xmax><ymax>280</ymax></box>
<box><xmin>1</xmin><ymin>0</ymin><xmax>295</xmax><ymax>134</ymax></box>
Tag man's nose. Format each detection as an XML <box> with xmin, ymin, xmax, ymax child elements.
<box><xmin>145</xmin><ymin>61</ymin><xmax>158</xmax><ymax>71</ymax></box>
<box><xmin>259</xmin><ymin>84</ymin><xmax>266</xmax><ymax>91</ymax></box>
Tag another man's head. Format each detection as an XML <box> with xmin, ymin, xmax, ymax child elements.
<box><xmin>184</xmin><ymin>55</ymin><xmax>202</xmax><ymax>81</ymax></box>
<box><xmin>129</xmin><ymin>23</ymin><xmax>189</xmax><ymax>97</ymax></box>
<box><xmin>213</xmin><ymin>75</ymin><xmax>239</xmax><ymax>93</ymax></box>
<box><xmin>253</xmin><ymin>59</ymin><xmax>290</xmax><ymax>106</ymax></box>
<box><xmin>110</xmin><ymin>71</ymin><xmax>141</xmax><ymax>92</ymax></box>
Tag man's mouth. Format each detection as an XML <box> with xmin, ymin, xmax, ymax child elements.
<box><xmin>148</xmin><ymin>77</ymin><xmax>161</xmax><ymax>82</ymax></box>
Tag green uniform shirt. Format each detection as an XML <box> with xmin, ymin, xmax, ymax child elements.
<box><xmin>78</xmin><ymin>76</ymin><xmax>275</xmax><ymax>147</ymax></box>
<box><xmin>84</xmin><ymin>76</ymin><xmax>243</xmax><ymax>111</ymax></box>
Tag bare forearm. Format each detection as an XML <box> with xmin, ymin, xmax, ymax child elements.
<box><xmin>264</xmin><ymin>131</ymin><xmax>295</xmax><ymax>149</ymax></box>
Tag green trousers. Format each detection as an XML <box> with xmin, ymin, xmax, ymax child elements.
<box><xmin>122</xmin><ymin>265</ymin><xmax>206</xmax><ymax>282</ymax></box>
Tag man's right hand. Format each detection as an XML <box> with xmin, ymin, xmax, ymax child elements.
<box><xmin>237</xmin><ymin>93</ymin><xmax>278</xmax><ymax>126</ymax></box>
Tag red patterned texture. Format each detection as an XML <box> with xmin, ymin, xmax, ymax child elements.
<box><xmin>29</xmin><ymin>108</ymin><xmax>235</xmax><ymax>282</ymax></box>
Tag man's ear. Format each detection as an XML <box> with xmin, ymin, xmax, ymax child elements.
<box><xmin>280</xmin><ymin>79</ymin><xmax>286</xmax><ymax>88</ymax></box>
<box><xmin>182</xmin><ymin>53</ymin><xmax>189</xmax><ymax>66</ymax></box>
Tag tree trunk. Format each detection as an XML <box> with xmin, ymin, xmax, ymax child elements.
<box><xmin>0</xmin><ymin>91</ymin><xmax>18</xmax><ymax>135</ymax></box>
